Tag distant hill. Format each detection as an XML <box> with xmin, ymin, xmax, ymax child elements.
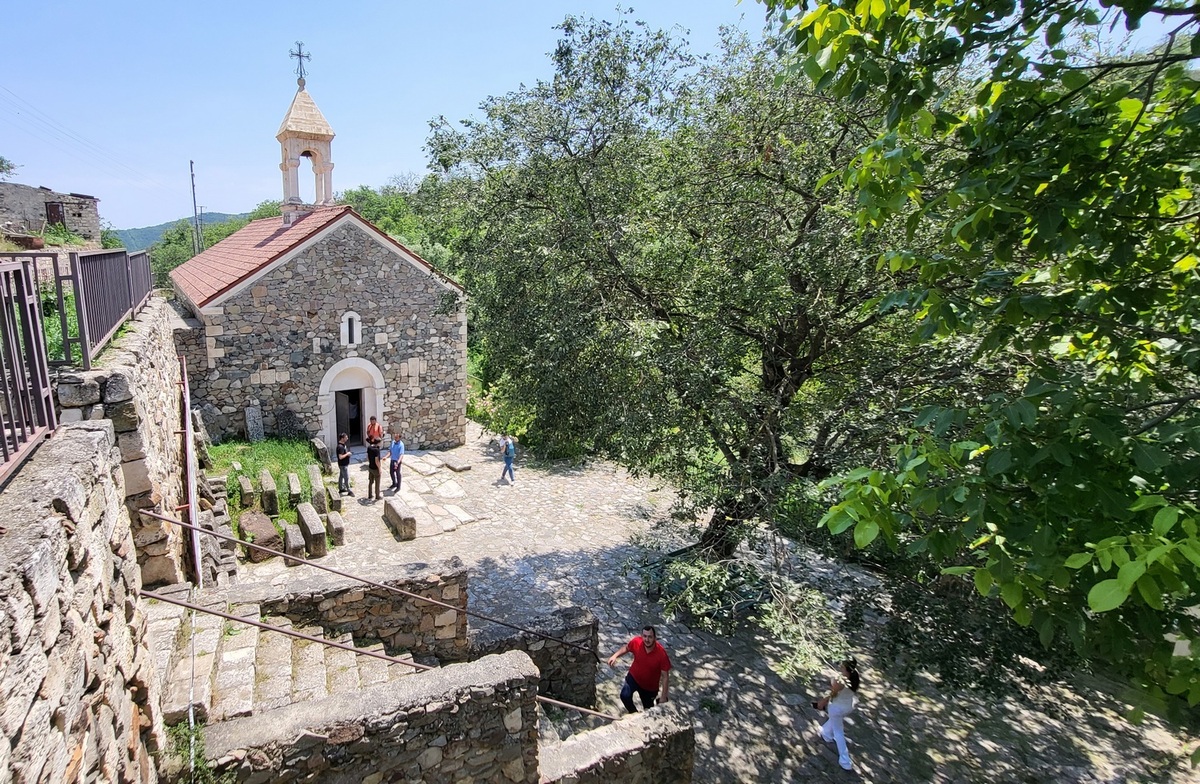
<box><xmin>114</xmin><ymin>212</ymin><xmax>249</xmax><ymax>251</ymax></box>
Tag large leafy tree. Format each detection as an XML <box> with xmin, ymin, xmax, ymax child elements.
<box><xmin>430</xmin><ymin>16</ymin><xmax>969</xmax><ymax>557</ymax></box>
<box><xmin>763</xmin><ymin>0</ymin><xmax>1200</xmax><ymax>706</ymax></box>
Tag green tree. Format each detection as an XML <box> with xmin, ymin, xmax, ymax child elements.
<box><xmin>430</xmin><ymin>16</ymin><xmax>968</xmax><ymax>560</ymax></box>
<box><xmin>0</xmin><ymin>155</ymin><xmax>16</xmax><ymax>180</ymax></box>
<box><xmin>764</xmin><ymin>0</ymin><xmax>1200</xmax><ymax>707</ymax></box>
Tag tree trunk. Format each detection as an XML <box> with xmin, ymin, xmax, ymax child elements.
<box><xmin>698</xmin><ymin>494</ymin><xmax>755</xmax><ymax>559</ymax></box>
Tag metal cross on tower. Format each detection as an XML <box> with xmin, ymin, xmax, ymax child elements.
<box><xmin>289</xmin><ymin>41</ymin><xmax>311</xmax><ymax>82</ymax></box>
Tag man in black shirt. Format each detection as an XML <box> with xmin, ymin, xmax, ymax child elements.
<box><xmin>366</xmin><ymin>438</ymin><xmax>383</xmax><ymax>501</ymax></box>
<box><xmin>336</xmin><ymin>433</ymin><xmax>352</xmax><ymax>495</ymax></box>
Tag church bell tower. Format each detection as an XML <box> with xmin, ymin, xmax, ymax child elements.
<box><xmin>277</xmin><ymin>43</ymin><xmax>335</xmax><ymax>222</ymax></box>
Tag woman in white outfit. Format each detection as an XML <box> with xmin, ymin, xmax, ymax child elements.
<box><xmin>813</xmin><ymin>658</ymin><xmax>860</xmax><ymax>770</ymax></box>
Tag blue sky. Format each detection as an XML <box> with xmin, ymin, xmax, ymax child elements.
<box><xmin>2</xmin><ymin>2</ymin><xmax>1172</xmax><ymax>230</ymax></box>
<box><xmin>2</xmin><ymin>1</ymin><xmax>765</xmax><ymax>229</ymax></box>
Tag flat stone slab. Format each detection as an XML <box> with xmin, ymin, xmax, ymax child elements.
<box><xmin>413</xmin><ymin>507</ymin><xmax>441</xmax><ymax>538</ymax></box>
<box><xmin>432</xmin><ymin>451</ymin><xmax>471</xmax><ymax>472</ymax></box>
<box><xmin>443</xmin><ymin>505</ymin><xmax>475</xmax><ymax>524</ymax></box>
<box><xmin>405</xmin><ymin>456</ymin><xmax>441</xmax><ymax>476</ymax></box>
<box><xmin>403</xmin><ymin>476</ymin><xmax>432</xmax><ymax>494</ymax></box>
<box><xmin>432</xmin><ymin>479</ymin><xmax>466</xmax><ymax>499</ymax></box>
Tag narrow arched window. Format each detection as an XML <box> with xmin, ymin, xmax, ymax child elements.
<box><xmin>340</xmin><ymin>311</ymin><xmax>362</xmax><ymax>347</ymax></box>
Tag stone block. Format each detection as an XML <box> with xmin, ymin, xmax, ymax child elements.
<box><xmin>239</xmin><ymin>510</ymin><xmax>282</xmax><ymax>563</ymax></box>
<box><xmin>121</xmin><ymin>459</ymin><xmax>153</xmax><ymax>497</ymax></box>
<box><xmin>306</xmin><ymin>465</ymin><xmax>327</xmax><ymax>514</ymax></box>
<box><xmin>296</xmin><ymin>503</ymin><xmax>327</xmax><ymax>558</ymax></box>
<box><xmin>310</xmin><ymin>438</ymin><xmax>331</xmax><ymax>473</ymax></box>
<box><xmin>283</xmin><ymin>525</ymin><xmax>305</xmax><ymax>566</ymax></box>
<box><xmin>238</xmin><ymin>475</ymin><xmax>257</xmax><ymax>508</ymax></box>
<box><xmin>117</xmin><ymin>430</ymin><xmax>147</xmax><ymax>462</ymax></box>
<box><xmin>327</xmin><ymin>511</ymin><xmax>346</xmax><ymax>546</ymax></box>
<box><xmin>287</xmin><ymin>473</ymin><xmax>302</xmax><ymax>506</ymax></box>
<box><xmin>383</xmin><ymin>498</ymin><xmax>416</xmax><ymax>541</ymax></box>
<box><xmin>259</xmin><ymin>470</ymin><xmax>278</xmax><ymax>515</ymax></box>
<box><xmin>58</xmin><ymin>379</ymin><xmax>101</xmax><ymax>407</ymax></box>
<box><xmin>104</xmin><ymin>369</ymin><xmax>134</xmax><ymax>402</ymax></box>
<box><xmin>106</xmin><ymin>400</ymin><xmax>140</xmax><ymax>432</ymax></box>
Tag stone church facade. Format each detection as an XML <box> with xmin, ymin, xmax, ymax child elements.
<box><xmin>170</xmin><ymin>79</ymin><xmax>467</xmax><ymax>448</ymax></box>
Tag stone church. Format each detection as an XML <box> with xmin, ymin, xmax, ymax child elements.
<box><xmin>171</xmin><ymin>78</ymin><xmax>467</xmax><ymax>448</ymax></box>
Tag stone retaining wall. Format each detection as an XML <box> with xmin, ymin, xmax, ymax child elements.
<box><xmin>52</xmin><ymin>295</ymin><xmax>188</xmax><ymax>586</ymax></box>
<box><xmin>539</xmin><ymin>706</ymin><xmax>695</xmax><ymax>784</ymax></box>
<box><xmin>238</xmin><ymin>560</ymin><xmax>470</xmax><ymax>662</ymax></box>
<box><xmin>470</xmin><ymin>607</ymin><xmax>598</xmax><ymax>707</ymax></box>
<box><xmin>0</xmin><ymin>421</ymin><xmax>163</xmax><ymax>783</ymax></box>
<box><xmin>203</xmin><ymin>651</ymin><xmax>541</xmax><ymax>783</ymax></box>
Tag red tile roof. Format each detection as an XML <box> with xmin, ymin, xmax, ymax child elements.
<box><xmin>171</xmin><ymin>206</ymin><xmax>351</xmax><ymax>309</ymax></box>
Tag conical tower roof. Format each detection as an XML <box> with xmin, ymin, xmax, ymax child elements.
<box><xmin>276</xmin><ymin>78</ymin><xmax>335</xmax><ymax>142</ymax></box>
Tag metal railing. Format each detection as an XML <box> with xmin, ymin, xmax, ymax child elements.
<box><xmin>51</xmin><ymin>248</ymin><xmax>152</xmax><ymax>369</ymax></box>
<box><xmin>0</xmin><ymin>255</ymin><xmax>56</xmax><ymax>485</ymax></box>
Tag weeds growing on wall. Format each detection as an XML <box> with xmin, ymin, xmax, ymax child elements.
<box><xmin>40</xmin><ymin>222</ymin><xmax>86</xmax><ymax>247</ymax></box>
<box><xmin>166</xmin><ymin>721</ymin><xmax>235</xmax><ymax>784</ymax></box>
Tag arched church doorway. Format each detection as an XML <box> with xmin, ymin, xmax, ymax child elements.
<box><xmin>318</xmin><ymin>359</ymin><xmax>386</xmax><ymax>450</ymax></box>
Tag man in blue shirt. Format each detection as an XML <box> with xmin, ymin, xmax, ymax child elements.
<box><xmin>389</xmin><ymin>432</ymin><xmax>405</xmax><ymax>491</ymax></box>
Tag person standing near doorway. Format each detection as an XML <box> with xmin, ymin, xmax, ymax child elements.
<box><xmin>336</xmin><ymin>433</ymin><xmax>352</xmax><ymax>495</ymax></box>
<box><xmin>366</xmin><ymin>438</ymin><xmax>383</xmax><ymax>501</ymax></box>
<box><xmin>389</xmin><ymin>432</ymin><xmax>405</xmax><ymax>491</ymax></box>
<box><xmin>366</xmin><ymin>415</ymin><xmax>383</xmax><ymax>443</ymax></box>
<box><xmin>607</xmin><ymin>625</ymin><xmax>671</xmax><ymax>713</ymax></box>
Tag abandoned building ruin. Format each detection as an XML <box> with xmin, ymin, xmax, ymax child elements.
<box><xmin>0</xmin><ymin>77</ymin><xmax>694</xmax><ymax>783</ymax></box>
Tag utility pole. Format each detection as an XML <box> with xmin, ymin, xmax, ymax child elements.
<box><xmin>198</xmin><ymin>207</ymin><xmax>206</xmax><ymax>251</ymax></box>
<box><xmin>189</xmin><ymin>160</ymin><xmax>202</xmax><ymax>256</ymax></box>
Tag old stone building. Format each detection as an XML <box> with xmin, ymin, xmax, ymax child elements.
<box><xmin>171</xmin><ymin>78</ymin><xmax>467</xmax><ymax>448</ymax></box>
<box><xmin>0</xmin><ymin>181</ymin><xmax>101</xmax><ymax>241</ymax></box>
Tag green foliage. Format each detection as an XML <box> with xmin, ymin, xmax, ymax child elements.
<box><xmin>166</xmin><ymin>721</ymin><xmax>235</xmax><ymax>784</ymax></box>
<box><xmin>766</xmin><ymin>0</ymin><xmax>1200</xmax><ymax>702</ymax></box>
<box><xmin>39</xmin><ymin>284</ymin><xmax>79</xmax><ymax>364</ymax></box>
<box><xmin>0</xmin><ymin>155</ymin><xmax>16</xmax><ymax>180</ymax></box>
<box><xmin>149</xmin><ymin>215</ymin><xmax>253</xmax><ymax>285</ymax></box>
<box><xmin>100</xmin><ymin>221</ymin><xmax>123</xmax><ymax>249</ymax></box>
<box><xmin>336</xmin><ymin>182</ymin><xmax>454</xmax><ymax>273</ymax></box>
<box><xmin>429</xmin><ymin>16</ymin><xmax>966</xmax><ymax>559</ymax></box>
<box><xmin>246</xmin><ymin>199</ymin><xmax>282</xmax><ymax>220</ymax></box>
<box><xmin>208</xmin><ymin>438</ymin><xmax>318</xmax><ymax>533</ymax></box>
<box><xmin>40</xmin><ymin>222</ymin><xmax>85</xmax><ymax>247</ymax></box>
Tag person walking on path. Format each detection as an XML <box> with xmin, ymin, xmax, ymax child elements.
<box><xmin>366</xmin><ymin>415</ymin><xmax>384</xmax><ymax>443</ymax></box>
<box><xmin>366</xmin><ymin>438</ymin><xmax>383</xmax><ymax>501</ymax></box>
<box><xmin>499</xmin><ymin>434</ymin><xmax>516</xmax><ymax>484</ymax></box>
<box><xmin>607</xmin><ymin>625</ymin><xmax>671</xmax><ymax>713</ymax></box>
<box><xmin>389</xmin><ymin>432</ymin><xmax>405</xmax><ymax>491</ymax></box>
<box><xmin>336</xmin><ymin>433</ymin><xmax>352</xmax><ymax>495</ymax></box>
<box><xmin>813</xmin><ymin>659</ymin><xmax>861</xmax><ymax>771</ymax></box>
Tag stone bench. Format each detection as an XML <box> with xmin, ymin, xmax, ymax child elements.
<box><xmin>306</xmin><ymin>464</ymin><xmax>328</xmax><ymax>514</ymax></box>
<box><xmin>283</xmin><ymin>524</ymin><xmax>304</xmax><ymax>566</ymax></box>
<box><xmin>260</xmin><ymin>470</ymin><xmax>278</xmax><ymax>515</ymax></box>
<box><xmin>327</xmin><ymin>511</ymin><xmax>345</xmax><ymax>546</ymax></box>
<box><xmin>287</xmin><ymin>472</ymin><xmax>302</xmax><ymax>506</ymax></box>
<box><xmin>238</xmin><ymin>475</ymin><xmax>257</xmax><ymax>508</ymax></box>
<box><xmin>383</xmin><ymin>498</ymin><xmax>416</xmax><ymax>541</ymax></box>
<box><xmin>296</xmin><ymin>502</ymin><xmax>327</xmax><ymax>558</ymax></box>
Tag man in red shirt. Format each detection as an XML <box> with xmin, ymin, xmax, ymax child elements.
<box><xmin>607</xmin><ymin>625</ymin><xmax>671</xmax><ymax>713</ymax></box>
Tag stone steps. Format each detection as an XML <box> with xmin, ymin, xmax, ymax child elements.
<box><xmin>161</xmin><ymin>597</ymin><xmax>424</xmax><ymax>725</ymax></box>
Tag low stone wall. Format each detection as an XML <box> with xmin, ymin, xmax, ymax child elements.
<box><xmin>470</xmin><ymin>607</ymin><xmax>598</xmax><ymax>707</ymax></box>
<box><xmin>539</xmin><ymin>705</ymin><xmax>695</xmax><ymax>784</ymax></box>
<box><xmin>0</xmin><ymin>421</ymin><xmax>163</xmax><ymax>783</ymax></box>
<box><xmin>238</xmin><ymin>559</ymin><xmax>470</xmax><ymax>662</ymax></box>
<box><xmin>52</xmin><ymin>295</ymin><xmax>188</xmax><ymax>586</ymax></box>
<box><xmin>203</xmin><ymin>651</ymin><xmax>541</xmax><ymax>783</ymax></box>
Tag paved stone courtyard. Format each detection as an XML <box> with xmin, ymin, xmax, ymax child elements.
<box><xmin>239</xmin><ymin>424</ymin><xmax>1199</xmax><ymax>783</ymax></box>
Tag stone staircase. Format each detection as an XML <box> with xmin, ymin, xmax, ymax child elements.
<box><xmin>151</xmin><ymin>592</ymin><xmax>419</xmax><ymax>725</ymax></box>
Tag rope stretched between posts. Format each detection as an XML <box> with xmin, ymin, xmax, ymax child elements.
<box><xmin>139</xmin><ymin>589</ymin><xmax>620</xmax><ymax>722</ymax></box>
<box><xmin>140</xmin><ymin>508</ymin><xmax>601</xmax><ymax>662</ymax></box>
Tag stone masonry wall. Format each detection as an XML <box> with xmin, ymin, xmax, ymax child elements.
<box><xmin>0</xmin><ymin>182</ymin><xmax>101</xmax><ymax>242</ymax></box>
<box><xmin>53</xmin><ymin>296</ymin><xmax>188</xmax><ymax>587</ymax></box>
<box><xmin>202</xmin><ymin>651</ymin><xmax>541</xmax><ymax>783</ymax></box>
<box><xmin>176</xmin><ymin>221</ymin><xmax>468</xmax><ymax>448</ymax></box>
<box><xmin>240</xmin><ymin>559</ymin><xmax>470</xmax><ymax>663</ymax></box>
<box><xmin>470</xmin><ymin>607</ymin><xmax>599</xmax><ymax>707</ymax></box>
<box><xmin>539</xmin><ymin>706</ymin><xmax>695</xmax><ymax>784</ymax></box>
<box><xmin>0</xmin><ymin>421</ymin><xmax>164</xmax><ymax>784</ymax></box>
